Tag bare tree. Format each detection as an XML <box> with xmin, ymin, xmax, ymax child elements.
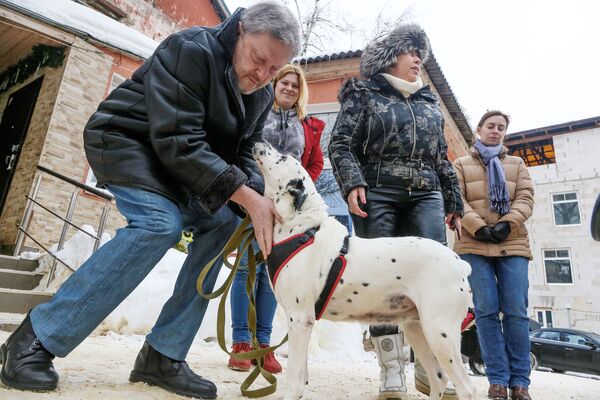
<box><xmin>278</xmin><ymin>0</ymin><xmax>413</xmax><ymax>56</ymax></box>
<box><xmin>367</xmin><ymin>7</ymin><xmax>413</xmax><ymax>42</ymax></box>
<box><xmin>282</xmin><ymin>0</ymin><xmax>352</xmax><ymax>56</ymax></box>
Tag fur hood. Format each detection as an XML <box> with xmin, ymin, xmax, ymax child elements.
<box><xmin>360</xmin><ymin>23</ymin><xmax>431</xmax><ymax>79</ymax></box>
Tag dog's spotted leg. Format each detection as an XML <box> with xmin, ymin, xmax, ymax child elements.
<box><xmin>415</xmin><ymin>312</ymin><xmax>477</xmax><ymax>400</ymax></box>
<box><xmin>402</xmin><ymin>322</ymin><xmax>448</xmax><ymax>400</ymax></box>
<box><xmin>283</xmin><ymin>314</ymin><xmax>314</xmax><ymax>400</ymax></box>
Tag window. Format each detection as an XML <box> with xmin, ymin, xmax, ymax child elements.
<box><xmin>563</xmin><ymin>332</ymin><xmax>588</xmax><ymax>346</ymax></box>
<box><xmin>543</xmin><ymin>249</ymin><xmax>573</xmax><ymax>284</ymax></box>
<box><xmin>537</xmin><ymin>309</ymin><xmax>554</xmax><ymax>328</ymax></box>
<box><xmin>537</xmin><ymin>330</ymin><xmax>561</xmax><ymax>342</ymax></box>
<box><xmin>552</xmin><ymin>192</ymin><xmax>581</xmax><ymax>226</ymax></box>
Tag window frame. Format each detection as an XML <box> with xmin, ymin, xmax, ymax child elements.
<box><xmin>536</xmin><ymin>309</ymin><xmax>554</xmax><ymax>328</ymax></box>
<box><xmin>551</xmin><ymin>191</ymin><xmax>582</xmax><ymax>227</ymax></box>
<box><xmin>542</xmin><ymin>248</ymin><xmax>574</xmax><ymax>285</ymax></box>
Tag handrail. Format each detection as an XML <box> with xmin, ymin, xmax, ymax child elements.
<box><xmin>27</xmin><ymin>197</ymin><xmax>99</xmax><ymax>241</ymax></box>
<box><xmin>14</xmin><ymin>166</ymin><xmax>114</xmax><ymax>287</ymax></box>
<box><xmin>37</xmin><ymin>165</ymin><xmax>114</xmax><ymax>201</ymax></box>
<box><xmin>16</xmin><ymin>227</ymin><xmax>76</xmax><ymax>273</ymax></box>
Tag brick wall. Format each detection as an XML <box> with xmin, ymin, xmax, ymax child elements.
<box><xmin>110</xmin><ymin>0</ymin><xmax>222</xmax><ymax>42</ymax></box>
<box><xmin>0</xmin><ymin>62</ymin><xmax>66</xmax><ymax>247</ymax></box>
<box><xmin>11</xmin><ymin>38</ymin><xmax>128</xmax><ymax>252</ymax></box>
<box><xmin>526</xmin><ymin>128</ymin><xmax>600</xmax><ymax>331</ymax></box>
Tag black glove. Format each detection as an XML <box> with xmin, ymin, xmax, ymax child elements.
<box><xmin>474</xmin><ymin>226</ymin><xmax>501</xmax><ymax>243</ymax></box>
<box><xmin>491</xmin><ymin>222</ymin><xmax>511</xmax><ymax>242</ymax></box>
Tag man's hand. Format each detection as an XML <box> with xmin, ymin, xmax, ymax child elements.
<box><xmin>230</xmin><ymin>185</ymin><xmax>279</xmax><ymax>256</ymax></box>
<box><xmin>347</xmin><ymin>187</ymin><xmax>368</xmax><ymax>218</ymax></box>
<box><xmin>446</xmin><ymin>213</ymin><xmax>462</xmax><ymax>240</ymax></box>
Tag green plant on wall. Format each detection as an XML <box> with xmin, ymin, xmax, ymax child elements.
<box><xmin>0</xmin><ymin>44</ymin><xmax>66</xmax><ymax>94</ymax></box>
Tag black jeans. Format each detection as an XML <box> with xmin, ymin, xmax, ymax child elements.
<box><xmin>351</xmin><ymin>187</ymin><xmax>446</xmax><ymax>337</ymax></box>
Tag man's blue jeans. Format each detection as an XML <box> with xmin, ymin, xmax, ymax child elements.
<box><xmin>230</xmin><ymin>239</ymin><xmax>277</xmax><ymax>345</ymax></box>
<box><xmin>30</xmin><ymin>185</ymin><xmax>238</xmax><ymax>361</ymax></box>
<box><xmin>460</xmin><ymin>254</ymin><xmax>531</xmax><ymax>388</ymax></box>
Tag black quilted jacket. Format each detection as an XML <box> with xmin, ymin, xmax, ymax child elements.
<box><xmin>84</xmin><ymin>9</ymin><xmax>273</xmax><ymax>214</ymax></box>
<box><xmin>328</xmin><ymin>75</ymin><xmax>463</xmax><ymax>214</ymax></box>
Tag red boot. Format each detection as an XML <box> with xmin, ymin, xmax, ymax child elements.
<box><xmin>253</xmin><ymin>344</ymin><xmax>282</xmax><ymax>374</ymax></box>
<box><xmin>228</xmin><ymin>342</ymin><xmax>252</xmax><ymax>371</ymax></box>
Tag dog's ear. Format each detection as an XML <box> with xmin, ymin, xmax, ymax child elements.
<box><xmin>286</xmin><ymin>178</ymin><xmax>307</xmax><ymax>211</ymax></box>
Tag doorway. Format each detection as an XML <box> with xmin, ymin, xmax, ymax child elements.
<box><xmin>0</xmin><ymin>76</ymin><xmax>44</xmax><ymax>213</ymax></box>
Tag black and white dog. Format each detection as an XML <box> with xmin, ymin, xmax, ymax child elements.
<box><xmin>253</xmin><ymin>143</ymin><xmax>476</xmax><ymax>400</ymax></box>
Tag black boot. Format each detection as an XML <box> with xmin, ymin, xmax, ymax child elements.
<box><xmin>0</xmin><ymin>314</ymin><xmax>58</xmax><ymax>391</ymax></box>
<box><xmin>129</xmin><ymin>341</ymin><xmax>217</xmax><ymax>399</ymax></box>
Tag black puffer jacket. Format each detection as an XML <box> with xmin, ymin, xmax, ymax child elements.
<box><xmin>328</xmin><ymin>75</ymin><xmax>463</xmax><ymax>214</ymax></box>
<box><xmin>84</xmin><ymin>9</ymin><xmax>273</xmax><ymax>214</ymax></box>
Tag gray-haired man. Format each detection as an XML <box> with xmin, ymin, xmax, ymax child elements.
<box><xmin>0</xmin><ymin>2</ymin><xmax>300</xmax><ymax>399</ymax></box>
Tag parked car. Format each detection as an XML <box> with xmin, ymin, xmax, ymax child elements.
<box><xmin>530</xmin><ymin>327</ymin><xmax>600</xmax><ymax>375</ymax></box>
<box><xmin>461</xmin><ymin>314</ymin><xmax>541</xmax><ymax>375</ymax></box>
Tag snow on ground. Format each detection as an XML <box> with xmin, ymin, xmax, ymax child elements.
<box><xmin>1</xmin><ymin>330</ymin><xmax>599</xmax><ymax>400</ymax></box>
<box><xmin>4</xmin><ymin>229</ymin><xmax>600</xmax><ymax>399</ymax></box>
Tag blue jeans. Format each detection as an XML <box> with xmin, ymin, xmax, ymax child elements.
<box><xmin>30</xmin><ymin>185</ymin><xmax>238</xmax><ymax>361</ymax></box>
<box><xmin>230</xmin><ymin>239</ymin><xmax>277</xmax><ymax>345</ymax></box>
<box><xmin>460</xmin><ymin>254</ymin><xmax>531</xmax><ymax>388</ymax></box>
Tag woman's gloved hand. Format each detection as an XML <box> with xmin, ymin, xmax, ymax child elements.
<box><xmin>491</xmin><ymin>221</ymin><xmax>511</xmax><ymax>241</ymax></box>
<box><xmin>474</xmin><ymin>226</ymin><xmax>501</xmax><ymax>243</ymax></box>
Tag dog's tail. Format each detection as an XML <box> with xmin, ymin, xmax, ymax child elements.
<box><xmin>458</xmin><ymin>258</ymin><xmax>474</xmax><ymax>308</ymax></box>
<box><xmin>458</xmin><ymin>258</ymin><xmax>471</xmax><ymax>279</ymax></box>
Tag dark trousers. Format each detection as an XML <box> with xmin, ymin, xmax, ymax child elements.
<box><xmin>351</xmin><ymin>187</ymin><xmax>446</xmax><ymax>337</ymax></box>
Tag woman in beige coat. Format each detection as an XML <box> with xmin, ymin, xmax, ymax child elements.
<box><xmin>453</xmin><ymin>110</ymin><xmax>534</xmax><ymax>400</ymax></box>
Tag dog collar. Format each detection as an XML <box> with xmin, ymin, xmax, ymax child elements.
<box><xmin>267</xmin><ymin>228</ymin><xmax>350</xmax><ymax>320</ymax></box>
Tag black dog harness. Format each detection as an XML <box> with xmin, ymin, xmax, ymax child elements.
<box><xmin>267</xmin><ymin>228</ymin><xmax>350</xmax><ymax>320</ymax></box>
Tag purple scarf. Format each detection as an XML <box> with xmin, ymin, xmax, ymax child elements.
<box><xmin>474</xmin><ymin>139</ymin><xmax>510</xmax><ymax>215</ymax></box>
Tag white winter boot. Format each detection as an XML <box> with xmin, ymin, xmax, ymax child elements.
<box><xmin>372</xmin><ymin>333</ymin><xmax>408</xmax><ymax>400</ymax></box>
<box><xmin>414</xmin><ymin>358</ymin><xmax>457</xmax><ymax>399</ymax></box>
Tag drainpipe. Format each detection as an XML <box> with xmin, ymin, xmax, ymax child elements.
<box><xmin>566</xmin><ymin>304</ymin><xmax>572</xmax><ymax>328</ymax></box>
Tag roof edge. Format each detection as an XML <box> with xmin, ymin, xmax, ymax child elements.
<box><xmin>209</xmin><ymin>0</ymin><xmax>230</xmax><ymax>21</ymax></box>
<box><xmin>505</xmin><ymin>115</ymin><xmax>600</xmax><ymax>143</ymax></box>
<box><xmin>296</xmin><ymin>49</ymin><xmax>473</xmax><ymax>143</ymax></box>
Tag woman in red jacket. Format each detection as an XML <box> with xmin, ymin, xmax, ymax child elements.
<box><xmin>228</xmin><ymin>64</ymin><xmax>324</xmax><ymax>373</ymax></box>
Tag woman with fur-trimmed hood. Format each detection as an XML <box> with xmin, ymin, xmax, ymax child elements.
<box><xmin>328</xmin><ymin>24</ymin><xmax>462</xmax><ymax>400</ymax></box>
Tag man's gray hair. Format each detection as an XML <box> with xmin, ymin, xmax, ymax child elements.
<box><xmin>241</xmin><ymin>1</ymin><xmax>301</xmax><ymax>57</ymax></box>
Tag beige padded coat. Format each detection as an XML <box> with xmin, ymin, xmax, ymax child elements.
<box><xmin>453</xmin><ymin>146</ymin><xmax>534</xmax><ymax>259</ymax></box>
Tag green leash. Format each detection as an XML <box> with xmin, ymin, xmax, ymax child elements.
<box><xmin>197</xmin><ymin>216</ymin><xmax>289</xmax><ymax>398</ymax></box>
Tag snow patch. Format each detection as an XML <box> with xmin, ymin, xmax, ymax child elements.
<box><xmin>5</xmin><ymin>0</ymin><xmax>158</xmax><ymax>58</ymax></box>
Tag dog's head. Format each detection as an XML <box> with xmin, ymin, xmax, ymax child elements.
<box><xmin>253</xmin><ymin>142</ymin><xmax>328</xmax><ymax>225</ymax></box>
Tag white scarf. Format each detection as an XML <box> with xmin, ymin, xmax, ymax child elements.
<box><xmin>381</xmin><ymin>73</ymin><xmax>424</xmax><ymax>98</ymax></box>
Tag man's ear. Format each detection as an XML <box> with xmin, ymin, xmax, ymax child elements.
<box><xmin>286</xmin><ymin>178</ymin><xmax>307</xmax><ymax>211</ymax></box>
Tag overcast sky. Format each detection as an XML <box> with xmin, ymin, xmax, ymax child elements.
<box><xmin>225</xmin><ymin>0</ymin><xmax>600</xmax><ymax>133</ymax></box>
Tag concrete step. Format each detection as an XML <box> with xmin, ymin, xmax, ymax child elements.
<box><xmin>0</xmin><ymin>312</ymin><xmax>26</xmax><ymax>332</ymax></box>
<box><xmin>0</xmin><ymin>254</ymin><xmax>39</xmax><ymax>272</ymax></box>
<box><xmin>0</xmin><ymin>288</ymin><xmax>53</xmax><ymax>314</ymax></box>
<box><xmin>0</xmin><ymin>269</ymin><xmax>45</xmax><ymax>290</ymax></box>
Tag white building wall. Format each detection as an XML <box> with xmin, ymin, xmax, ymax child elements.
<box><xmin>526</xmin><ymin>127</ymin><xmax>600</xmax><ymax>332</ymax></box>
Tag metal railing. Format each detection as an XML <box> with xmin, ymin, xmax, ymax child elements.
<box><xmin>13</xmin><ymin>165</ymin><xmax>114</xmax><ymax>287</ymax></box>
